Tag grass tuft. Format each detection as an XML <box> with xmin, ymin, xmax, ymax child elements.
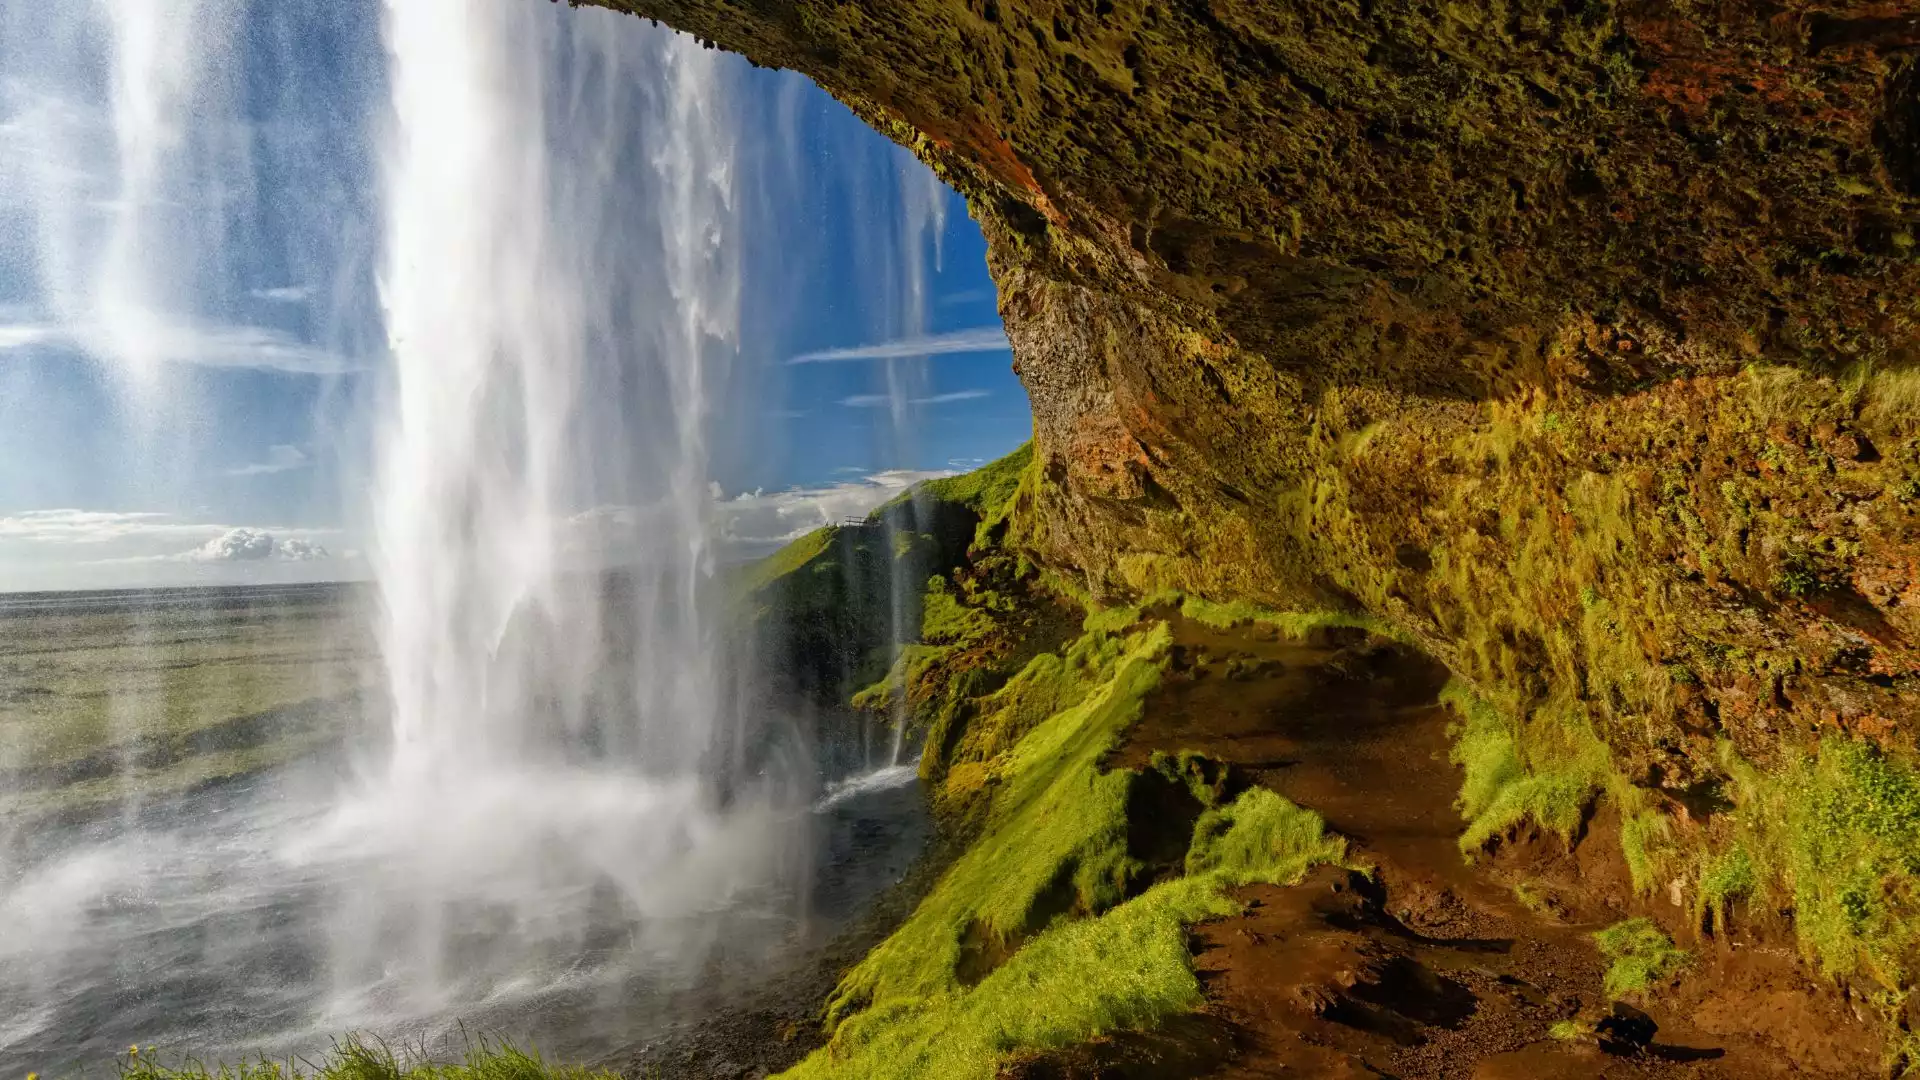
<box><xmin>1698</xmin><ymin>844</ymin><xmax>1756</xmax><ymax>931</ymax></box>
<box><xmin>1548</xmin><ymin>1018</ymin><xmax>1587</xmax><ymax>1041</ymax></box>
<box><xmin>1860</xmin><ymin>367</ymin><xmax>1920</xmax><ymax>439</ymax></box>
<box><xmin>1444</xmin><ymin>681</ymin><xmax>1611</xmax><ymax>853</ymax></box>
<box><xmin>1175</xmin><ymin>595</ymin><xmax>1392</xmax><ymax>639</ymax></box>
<box><xmin>1593</xmin><ymin>917</ymin><xmax>1690</xmax><ymax>998</ymax></box>
<box><xmin>111</xmin><ymin>1036</ymin><xmax>609</xmax><ymax>1080</ymax></box>
<box><xmin>1184</xmin><ymin>787</ymin><xmax>1348</xmax><ymax>886</ymax></box>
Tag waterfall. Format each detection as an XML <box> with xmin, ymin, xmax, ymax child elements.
<box><xmin>882</xmin><ymin>161</ymin><xmax>952</xmax><ymax>766</ymax></box>
<box><xmin>289</xmin><ymin>0</ymin><xmax>801</xmax><ymax>1021</ymax></box>
<box><xmin>0</xmin><ymin>0</ymin><xmax>953</xmax><ymax>1067</ymax></box>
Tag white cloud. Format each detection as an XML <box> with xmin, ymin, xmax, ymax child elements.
<box><xmin>186</xmin><ymin>528</ymin><xmax>331</xmax><ymax>563</ymax></box>
<box><xmin>0</xmin><ymin>510</ymin><xmax>342</xmax><ymax>567</ymax></box>
<box><xmin>553</xmin><ymin>470</ymin><xmax>957</xmax><ymax>567</ymax></box>
<box><xmin>786</xmin><ymin>326</ymin><xmax>1010</xmax><ymax>365</ymax></box>
<box><xmin>841</xmin><ymin>388</ymin><xmax>990</xmax><ymax>408</ymax></box>
<box><xmin>0</xmin><ymin>311</ymin><xmax>363</xmax><ymax>376</ymax></box>
<box><xmin>712</xmin><ymin>470</ymin><xmax>953</xmax><ymax>554</ymax></box>
<box><xmin>920</xmin><ymin>390</ymin><xmax>991</xmax><ymax>406</ymax></box>
<box><xmin>227</xmin><ymin>444</ymin><xmax>310</xmax><ymax>477</ymax></box>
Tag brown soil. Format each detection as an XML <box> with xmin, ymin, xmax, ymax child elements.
<box><xmin>1069</xmin><ymin>618</ymin><xmax>1883</xmax><ymax>1079</ymax></box>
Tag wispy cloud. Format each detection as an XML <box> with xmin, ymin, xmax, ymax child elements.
<box><xmin>250</xmin><ymin>285</ymin><xmax>313</xmax><ymax>304</ymax></box>
<box><xmin>557</xmin><ymin>470</ymin><xmax>958</xmax><ymax>566</ymax></box>
<box><xmin>0</xmin><ymin>509</ymin><xmax>342</xmax><ymax>566</ymax></box>
<box><xmin>920</xmin><ymin>390</ymin><xmax>991</xmax><ymax>406</ymax></box>
<box><xmin>841</xmin><ymin>389</ymin><xmax>990</xmax><ymax>408</ymax></box>
<box><xmin>0</xmin><ymin>312</ymin><xmax>363</xmax><ymax>376</ymax></box>
<box><xmin>786</xmin><ymin>326</ymin><xmax>1009</xmax><ymax>365</ymax></box>
<box><xmin>227</xmin><ymin>444</ymin><xmax>310</xmax><ymax>477</ymax></box>
<box><xmin>713</xmin><ymin>470</ymin><xmax>955</xmax><ymax>553</ymax></box>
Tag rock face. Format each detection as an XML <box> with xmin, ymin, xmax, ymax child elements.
<box><xmin>588</xmin><ymin>2</ymin><xmax>1920</xmax><ymax>781</ymax></box>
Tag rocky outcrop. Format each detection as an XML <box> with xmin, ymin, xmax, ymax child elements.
<box><xmin>590</xmin><ymin>0</ymin><xmax>1920</xmax><ymax>1040</ymax></box>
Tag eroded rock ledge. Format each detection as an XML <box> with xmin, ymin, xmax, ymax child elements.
<box><xmin>587</xmin><ymin>0</ymin><xmax>1920</xmax><ymax>769</ymax></box>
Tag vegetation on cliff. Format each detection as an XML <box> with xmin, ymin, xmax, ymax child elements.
<box><xmin>601</xmin><ymin>5</ymin><xmax>1920</xmax><ymax>1049</ymax></box>
<box><xmin>781</xmin><ymin>619</ymin><xmax>1345</xmax><ymax>1079</ymax></box>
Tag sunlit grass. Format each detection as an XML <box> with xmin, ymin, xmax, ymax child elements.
<box><xmin>107</xmin><ymin>1035</ymin><xmax>610</xmax><ymax>1080</ymax></box>
<box><xmin>1174</xmin><ymin>595</ymin><xmax>1393</xmax><ymax>639</ymax></box>
<box><xmin>1719</xmin><ymin>738</ymin><xmax>1920</xmax><ymax>987</ymax></box>
<box><xmin>1593</xmin><ymin>917</ymin><xmax>1689</xmax><ymax>998</ymax></box>
<box><xmin>1444</xmin><ymin>680</ymin><xmax>1614</xmax><ymax>853</ymax></box>
<box><xmin>0</xmin><ymin>604</ymin><xmax>370</xmax><ymax>767</ymax></box>
<box><xmin>779</xmin><ymin>621</ymin><xmax>1349</xmax><ymax>1079</ymax></box>
<box><xmin>0</xmin><ymin>600</ymin><xmax>372</xmax><ymax>823</ymax></box>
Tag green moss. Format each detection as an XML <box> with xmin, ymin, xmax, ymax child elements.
<box><xmin>919</xmin><ymin>443</ymin><xmax>1033</xmax><ymax>522</ymax></box>
<box><xmin>1771</xmin><ymin>549</ymin><xmax>1827</xmax><ymax>599</ymax></box>
<box><xmin>1445</xmin><ymin>681</ymin><xmax>1612</xmax><ymax>853</ymax></box>
<box><xmin>1548</xmin><ymin>1019</ymin><xmax>1587</xmax><ymax>1041</ymax></box>
<box><xmin>825</xmin><ymin>625</ymin><xmax>1173</xmax><ymax>1028</ymax></box>
<box><xmin>1185</xmin><ymin>787</ymin><xmax>1346</xmax><ymax>885</ymax></box>
<box><xmin>921</xmin><ymin>577</ymin><xmax>998</xmax><ymax>648</ymax></box>
<box><xmin>888</xmin><ymin>442</ymin><xmax>1036</xmax><ymax>552</ymax></box>
<box><xmin>112</xmin><ymin>1036</ymin><xmax>608</xmax><ymax>1080</ymax></box>
<box><xmin>792</xmin><ymin>877</ymin><xmax>1234</xmax><ymax>1080</ymax></box>
<box><xmin>1699</xmin><ymin>844</ymin><xmax>1757</xmax><ymax>930</ymax></box>
<box><xmin>1860</xmin><ymin>367</ymin><xmax>1920</xmax><ymax>440</ymax></box>
<box><xmin>1592</xmin><ymin>917</ymin><xmax>1689</xmax><ymax>998</ymax></box>
<box><xmin>1175</xmin><ymin>595</ymin><xmax>1390</xmax><ymax>639</ymax></box>
<box><xmin>781</xmin><ymin>623</ymin><xmax>1346</xmax><ymax>1079</ymax></box>
<box><xmin>731</xmin><ymin>526</ymin><xmax>837</xmax><ymax>600</ymax></box>
<box><xmin>1621</xmin><ymin>809</ymin><xmax>1672</xmax><ymax>897</ymax></box>
<box><xmin>936</xmin><ymin>629</ymin><xmax>1125</xmax><ymax>786</ymax></box>
<box><xmin>1148</xmin><ymin>750</ymin><xmax>1226</xmax><ymax>811</ymax></box>
<box><xmin>1080</xmin><ymin>604</ymin><xmax>1144</xmax><ymax>635</ymax></box>
<box><xmin>1446</xmin><ymin>679</ymin><xmax>1524</xmax><ymax>829</ymax></box>
<box><xmin>1720</xmin><ymin>739</ymin><xmax>1920</xmax><ymax>986</ymax></box>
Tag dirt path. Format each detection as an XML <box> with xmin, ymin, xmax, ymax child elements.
<box><xmin>1096</xmin><ymin>619</ymin><xmax>1872</xmax><ymax>1079</ymax></box>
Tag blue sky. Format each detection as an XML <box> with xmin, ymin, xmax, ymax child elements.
<box><xmin>0</xmin><ymin>1</ymin><xmax>1027</xmax><ymax>591</ymax></box>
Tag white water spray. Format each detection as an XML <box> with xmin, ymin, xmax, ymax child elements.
<box><xmin>0</xmin><ymin>1</ymin><xmax>953</xmax><ymax>1068</ymax></box>
<box><xmin>290</xmin><ymin>1</ymin><xmax>801</xmax><ymax>1020</ymax></box>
